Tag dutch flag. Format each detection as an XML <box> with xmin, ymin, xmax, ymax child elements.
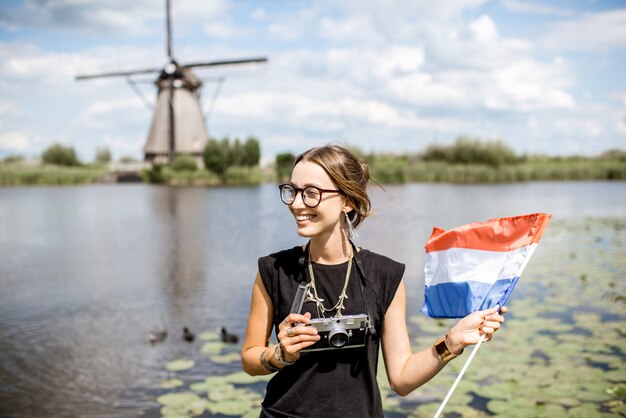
<box><xmin>421</xmin><ymin>213</ymin><xmax>551</xmax><ymax>319</ymax></box>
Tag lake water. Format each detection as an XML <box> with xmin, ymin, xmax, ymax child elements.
<box><xmin>0</xmin><ymin>182</ymin><xmax>625</xmax><ymax>417</ymax></box>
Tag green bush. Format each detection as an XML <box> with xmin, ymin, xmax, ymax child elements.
<box><xmin>160</xmin><ymin>167</ymin><xmax>220</xmax><ymax>186</ymax></box>
<box><xmin>94</xmin><ymin>147</ymin><xmax>112</xmax><ymax>164</ymax></box>
<box><xmin>2</xmin><ymin>155</ymin><xmax>24</xmax><ymax>164</ymax></box>
<box><xmin>42</xmin><ymin>143</ymin><xmax>81</xmax><ymax>166</ymax></box>
<box><xmin>224</xmin><ymin>166</ymin><xmax>263</xmax><ymax>185</ymax></box>
<box><xmin>241</xmin><ymin>137</ymin><xmax>261</xmax><ymax>167</ymax></box>
<box><xmin>142</xmin><ymin>164</ymin><xmax>165</xmax><ymax>183</ymax></box>
<box><xmin>203</xmin><ymin>136</ymin><xmax>262</xmax><ymax>181</ymax></box>
<box><xmin>423</xmin><ymin>137</ymin><xmax>519</xmax><ymax>168</ymax></box>
<box><xmin>275</xmin><ymin>152</ymin><xmax>295</xmax><ymax>182</ymax></box>
<box><xmin>169</xmin><ymin>155</ymin><xmax>198</xmax><ymax>172</ymax></box>
<box><xmin>203</xmin><ymin>138</ymin><xmax>232</xmax><ymax>178</ymax></box>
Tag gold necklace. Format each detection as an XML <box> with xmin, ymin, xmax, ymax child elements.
<box><xmin>306</xmin><ymin>246</ymin><xmax>353</xmax><ymax>318</ymax></box>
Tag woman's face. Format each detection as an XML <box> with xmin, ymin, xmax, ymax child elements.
<box><xmin>288</xmin><ymin>160</ymin><xmax>350</xmax><ymax>239</ymax></box>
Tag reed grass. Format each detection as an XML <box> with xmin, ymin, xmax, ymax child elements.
<box><xmin>2</xmin><ymin>149</ymin><xmax>624</xmax><ymax>186</ymax></box>
<box><xmin>370</xmin><ymin>160</ymin><xmax>626</xmax><ymax>184</ymax></box>
<box><xmin>150</xmin><ymin>166</ymin><xmax>264</xmax><ymax>186</ymax></box>
<box><xmin>0</xmin><ymin>164</ymin><xmax>107</xmax><ymax>186</ymax></box>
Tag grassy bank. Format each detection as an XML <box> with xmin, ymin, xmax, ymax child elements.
<box><xmin>155</xmin><ymin>166</ymin><xmax>265</xmax><ymax>186</ymax></box>
<box><xmin>369</xmin><ymin>158</ymin><xmax>626</xmax><ymax>184</ymax></box>
<box><xmin>0</xmin><ymin>164</ymin><xmax>108</xmax><ymax>186</ymax></box>
<box><xmin>1</xmin><ymin>157</ymin><xmax>624</xmax><ymax>186</ymax></box>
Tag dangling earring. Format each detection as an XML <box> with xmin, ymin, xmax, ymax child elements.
<box><xmin>345</xmin><ymin>212</ymin><xmax>358</xmax><ymax>241</ymax></box>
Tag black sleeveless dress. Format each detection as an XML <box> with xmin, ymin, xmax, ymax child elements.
<box><xmin>258</xmin><ymin>246</ymin><xmax>405</xmax><ymax>418</ymax></box>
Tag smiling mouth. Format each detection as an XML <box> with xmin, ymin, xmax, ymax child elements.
<box><xmin>295</xmin><ymin>214</ymin><xmax>315</xmax><ymax>222</ymax></box>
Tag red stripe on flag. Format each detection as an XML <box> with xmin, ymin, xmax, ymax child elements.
<box><xmin>425</xmin><ymin>213</ymin><xmax>551</xmax><ymax>253</ymax></box>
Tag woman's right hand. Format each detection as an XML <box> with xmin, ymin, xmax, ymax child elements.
<box><xmin>277</xmin><ymin>312</ymin><xmax>321</xmax><ymax>362</ymax></box>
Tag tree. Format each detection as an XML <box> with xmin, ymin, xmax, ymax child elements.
<box><xmin>170</xmin><ymin>155</ymin><xmax>198</xmax><ymax>172</ymax></box>
<box><xmin>276</xmin><ymin>152</ymin><xmax>295</xmax><ymax>182</ymax></box>
<box><xmin>203</xmin><ymin>138</ymin><xmax>232</xmax><ymax>178</ymax></box>
<box><xmin>231</xmin><ymin>138</ymin><xmax>243</xmax><ymax>166</ymax></box>
<box><xmin>2</xmin><ymin>155</ymin><xmax>24</xmax><ymax>164</ymax></box>
<box><xmin>241</xmin><ymin>137</ymin><xmax>261</xmax><ymax>167</ymax></box>
<box><xmin>42</xmin><ymin>143</ymin><xmax>80</xmax><ymax>166</ymax></box>
<box><xmin>422</xmin><ymin>137</ymin><xmax>518</xmax><ymax>167</ymax></box>
<box><xmin>95</xmin><ymin>147</ymin><xmax>112</xmax><ymax>164</ymax></box>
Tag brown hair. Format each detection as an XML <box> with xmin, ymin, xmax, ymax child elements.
<box><xmin>294</xmin><ymin>144</ymin><xmax>371</xmax><ymax>228</ymax></box>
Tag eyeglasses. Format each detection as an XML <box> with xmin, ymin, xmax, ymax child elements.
<box><xmin>279</xmin><ymin>184</ymin><xmax>342</xmax><ymax>208</ymax></box>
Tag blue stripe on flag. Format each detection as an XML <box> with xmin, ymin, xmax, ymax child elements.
<box><xmin>420</xmin><ymin>277</ymin><xmax>519</xmax><ymax>318</ymax></box>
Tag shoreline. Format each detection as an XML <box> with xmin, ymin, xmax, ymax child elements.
<box><xmin>1</xmin><ymin>162</ymin><xmax>625</xmax><ymax>187</ymax></box>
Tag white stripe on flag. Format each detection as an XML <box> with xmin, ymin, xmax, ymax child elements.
<box><xmin>425</xmin><ymin>243</ymin><xmax>538</xmax><ymax>286</ymax></box>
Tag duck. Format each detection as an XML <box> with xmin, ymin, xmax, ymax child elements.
<box><xmin>149</xmin><ymin>329</ymin><xmax>167</xmax><ymax>344</ymax></box>
<box><xmin>183</xmin><ymin>327</ymin><xmax>195</xmax><ymax>342</ymax></box>
<box><xmin>218</xmin><ymin>326</ymin><xmax>239</xmax><ymax>343</ymax></box>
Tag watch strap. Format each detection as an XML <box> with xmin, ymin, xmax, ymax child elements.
<box><xmin>434</xmin><ymin>334</ymin><xmax>459</xmax><ymax>362</ymax></box>
<box><xmin>274</xmin><ymin>343</ymin><xmax>296</xmax><ymax>367</ymax></box>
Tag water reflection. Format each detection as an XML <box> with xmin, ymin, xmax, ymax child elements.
<box><xmin>0</xmin><ymin>181</ymin><xmax>624</xmax><ymax>417</ymax></box>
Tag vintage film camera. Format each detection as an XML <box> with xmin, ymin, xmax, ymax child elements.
<box><xmin>290</xmin><ymin>283</ymin><xmax>370</xmax><ymax>352</ymax></box>
<box><xmin>301</xmin><ymin>314</ymin><xmax>369</xmax><ymax>352</ymax></box>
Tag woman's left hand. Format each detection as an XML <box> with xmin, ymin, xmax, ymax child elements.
<box><xmin>446</xmin><ymin>305</ymin><xmax>508</xmax><ymax>355</ymax></box>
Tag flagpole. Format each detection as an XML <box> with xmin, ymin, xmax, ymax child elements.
<box><xmin>433</xmin><ymin>334</ymin><xmax>486</xmax><ymax>418</ymax></box>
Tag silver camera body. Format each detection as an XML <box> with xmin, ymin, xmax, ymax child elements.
<box><xmin>301</xmin><ymin>314</ymin><xmax>369</xmax><ymax>352</ymax></box>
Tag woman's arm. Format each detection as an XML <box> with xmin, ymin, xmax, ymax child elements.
<box><xmin>381</xmin><ymin>280</ymin><xmax>506</xmax><ymax>396</ymax></box>
<box><xmin>241</xmin><ymin>273</ymin><xmax>320</xmax><ymax>375</ymax></box>
<box><xmin>241</xmin><ymin>273</ymin><xmax>275</xmax><ymax>375</ymax></box>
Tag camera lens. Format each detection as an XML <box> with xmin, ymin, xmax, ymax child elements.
<box><xmin>328</xmin><ymin>328</ymin><xmax>349</xmax><ymax>348</ymax></box>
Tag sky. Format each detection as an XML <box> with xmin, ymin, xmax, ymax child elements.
<box><xmin>0</xmin><ymin>0</ymin><xmax>625</xmax><ymax>163</ymax></box>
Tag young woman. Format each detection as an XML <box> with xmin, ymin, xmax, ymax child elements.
<box><xmin>242</xmin><ymin>145</ymin><xmax>507</xmax><ymax>418</ymax></box>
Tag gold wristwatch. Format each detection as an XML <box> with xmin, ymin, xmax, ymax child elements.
<box><xmin>434</xmin><ymin>334</ymin><xmax>460</xmax><ymax>362</ymax></box>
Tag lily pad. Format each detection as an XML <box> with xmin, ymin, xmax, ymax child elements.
<box><xmin>197</xmin><ymin>331</ymin><xmax>220</xmax><ymax>341</ymax></box>
<box><xmin>207</xmin><ymin>399</ymin><xmax>255</xmax><ymax>416</ymax></box>
<box><xmin>199</xmin><ymin>341</ymin><xmax>227</xmax><ymax>356</ymax></box>
<box><xmin>211</xmin><ymin>351</ymin><xmax>241</xmax><ymax>364</ymax></box>
<box><xmin>157</xmin><ymin>391</ymin><xmax>202</xmax><ymax>407</ymax></box>
<box><xmin>159</xmin><ymin>379</ymin><xmax>184</xmax><ymax>389</ymax></box>
<box><xmin>165</xmin><ymin>359</ymin><xmax>195</xmax><ymax>372</ymax></box>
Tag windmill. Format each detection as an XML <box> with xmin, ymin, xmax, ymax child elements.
<box><xmin>76</xmin><ymin>0</ymin><xmax>267</xmax><ymax>165</ymax></box>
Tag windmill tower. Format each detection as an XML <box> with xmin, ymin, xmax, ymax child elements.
<box><xmin>76</xmin><ymin>0</ymin><xmax>267</xmax><ymax>165</ymax></box>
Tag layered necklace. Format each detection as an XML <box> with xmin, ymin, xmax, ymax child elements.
<box><xmin>304</xmin><ymin>245</ymin><xmax>353</xmax><ymax>318</ymax></box>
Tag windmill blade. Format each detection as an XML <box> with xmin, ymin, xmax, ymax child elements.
<box><xmin>166</xmin><ymin>0</ymin><xmax>173</xmax><ymax>60</ymax></box>
<box><xmin>76</xmin><ymin>68</ymin><xmax>161</xmax><ymax>81</ymax></box>
<box><xmin>184</xmin><ymin>57</ymin><xmax>268</xmax><ymax>69</ymax></box>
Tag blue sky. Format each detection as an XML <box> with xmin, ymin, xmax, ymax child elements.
<box><xmin>0</xmin><ymin>0</ymin><xmax>624</xmax><ymax>162</ymax></box>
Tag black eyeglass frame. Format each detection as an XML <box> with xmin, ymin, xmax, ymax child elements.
<box><xmin>278</xmin><ymin>183</ymin><xmax>342</xmax><ymax>208</ymax></box>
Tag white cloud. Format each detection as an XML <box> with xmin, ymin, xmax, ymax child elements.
<box><xmin>469</xmin><ymin>15</ymin><xmax>499</xmax><ymax>43</ymax></box>
<box><xmin>543</xmin><ymin>9</ymin><xmax>626</xmax><ymax>52</ymax></box>
<box><xmin>84</xmin><ymin>98</ymin><xmax>145</xmax><ymax>116</ymax></box>
<box><xmin>319</xmin><ymin>15</ymin><xmax>381</xmax><ymax>44</ymax></box>
<box><xmin>203</xmin><ymin>21</ymin><xmax>249</xmax><ymax>39</ymax></box>
<box><xmin>554</xmin><ymin>118</ymin><xmax>603</xmax><ymax>137</ymax></box>
<box><xmin>388</xmin><ymin>72</ymin><xmax>469</xmax><ymax>107</ymax></box>
<box><xmin>0</xmin><ymin>0</ymin><xmax>228</xmax><ymax>35</ymax></box>
<box><xmin>486</xmin><ymin>58</ymin><xmax>576</xmax><ymax>110</ymax></box>
<box><xmin>0</xmin><ymin>0</ymin><xmax>623</xmax><ymax>159</ymax></box>
<box><xmin>0</xmin><ymin>101</ymin><xmax>16</xmax><ymax>115</ymax></box>
<box><xmin>501</xmin><ymin>0</ymin><xmax>574</xmax><ymax>17</ymax></box>
<box><xmin>0</xmin><ymin>131</ymin><xmax>30</xmax><ymax>151</ymax></box>
<box><xmin>388</xmin><ymin>55</ymin><xmax>574</xmax><ymax>111</ymax></box>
